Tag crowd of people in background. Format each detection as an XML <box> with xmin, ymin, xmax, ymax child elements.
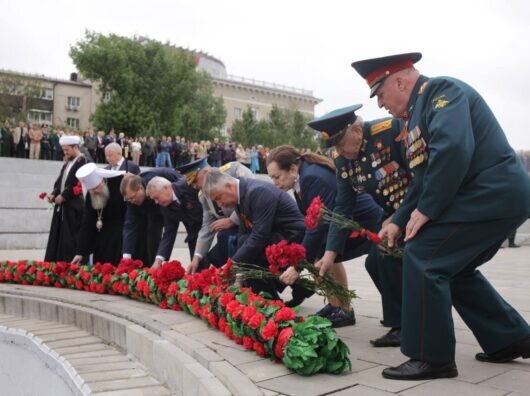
<box><xmin>0</xmin><ymin>120</ymin><xmax>319</xmax><ymax>173</ymax></box>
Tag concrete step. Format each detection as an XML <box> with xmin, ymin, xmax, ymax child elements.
<box><xmin>1</xmin><ymin>208</ymin><xmax>53</xmax><ymax>232</ymax></box>
<box><xmin>0</xmin><ymin>187</ymin><xmax>58</xmax><ymax>209</ymax></box>
<box><xmin>0</xmin><ymin>232</ymin><xmax>50</xmax><ymax>249</ymax></box>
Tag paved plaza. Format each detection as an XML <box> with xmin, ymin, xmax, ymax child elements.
<box><xmin>0</xmin><ymin>242</ymin><xmax>529</xmax><ymax>395</ymax></box>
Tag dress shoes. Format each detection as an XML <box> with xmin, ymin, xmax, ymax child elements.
<box><xmin>327</xmin><ymin>308</ymin><xmax>356</xmax><ymax>328</ymax></box>
<box><xmin>370</xmin><ymin>328</ymin><xmax>401</xmax><ymax>347</ymax></box>
<box><xmin>476</xmin><ymin>334</ymin><xmax>530</xmax><ymax>363</ymax></box>
<box><xmin>383</xmin><ymin>359</ymin><xmax>458</xmax><ymax>380</ymax></box>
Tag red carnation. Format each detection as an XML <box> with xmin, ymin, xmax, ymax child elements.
<box><xmin>101</xmin><ymin>263</ymin><xmax>115</xmax><ymax>275</ymax></box>
<box><xmin>38</xmin><ymin>192</ymin><xmax>47</xmax><ymax>200</ymax></box>
<box><xmin>73</xmin><ymin>181</ymin><xmax>82</xmax><ymax>196</ymax></box>
<box><xmin>208</xmin><ymin>312</ymin><xmax>218</xmax><ymax>328</ymax></box>
<box><xmin>274</xmin><ymin>327</ymin><xmax>294</xmax><ymax>359</ymax></box>
<box><xmin>220</xmin><ymin>292</ymin><xmax>235</xmax><ymax>307</ymax></box>
<box><xmin>265</xmin><ymin>240</ymin><xmax>306</xmax><ymax>274</ymax></box>
<box><xmin>129</xmin><ymin>270</ymin><xmax>139</xmax><ymax>282</ymax></box>
<box><xmin>253</xmin><ymin>341</ymin><xmax>267</xmax><ymax>357</ymax></box>
<box><xmin>242</xmin><ymin>335</ymin><xmax>254</xmax><ymax>350</ymax></box>
<box><xmin>242</xmin><ymin>305</ymin><xmax>258</xmax><ymax>324</ymax></box>
<box><xmin>159</xmin><ymin>300</ymin><xmax>168</xmax><ymax>309</ymax></box>
<box><xmin>367</xmin><ymin>231</ymin><xmax>382</xmax><ymax>244</ymax></box>
<box><xmin>75</xmin><ymin>280</ymin><xmax>83</xmax><ymax>290</ymax></box>
<box><xmin>305</xmin><ymin>196</ymin><xmax>324</xmax><ymax>229</ymax></box>
<box><xmin>274</xmin><ymin>307</ymin><xmax>296</xmax><ymax>322</ymax></box>
<box><xmin>218</xmin><ymin>317</ymin><xmax>227</xmax><ymax>332</ymax></box>
<box><xmin>248</xmin><ymin>313</ymin><xmax>266</xmax><ymax>330</ymax></box>
<box><xmin>261</xmin><ymin>319</ymin><xmax>279</xmax><ymax>341</ymax></box>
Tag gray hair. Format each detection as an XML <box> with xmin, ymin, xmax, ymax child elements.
<box><xmin>203</xmin><ymin>168</ymin><xmax>237</xmax><ymax>197</ymax></box>
<box><xmin>146</xmin><ymin>176</ymin><xmax>171</xmax><ymax>195</ymax></box>
<box><xmin>105</xmin><ymin>142</ymin><xmax>122</xmax><ymax>155</ymax></box>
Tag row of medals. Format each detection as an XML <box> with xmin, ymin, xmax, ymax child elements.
<box><xmin>376</xmin><ymin>171</ymin><xmax>409</xmax><ymax>210</ymax></box>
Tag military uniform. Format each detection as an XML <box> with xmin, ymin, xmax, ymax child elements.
<box><xmin>326</xmin><ymin>116</ymin><xmax>412</xmax><ymax>328</ymax></box>
<box><xmin>352</xmin><ymin>53</ymin><xmax>530</xmax><ymax>371</ymax></box>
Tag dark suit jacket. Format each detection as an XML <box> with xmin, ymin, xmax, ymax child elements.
<box><xmin>52</xmin><ymin>155</ymin><xmax>87</xmax><ymax>212</ymax></box>
<box><xmin>157</xmin><ymin>181</ymin><xmax>203</xmax><ymax>260</ymax></box>
<box><xmin>122</xmin><ymin>169</ymin><xmax>183</xmax><ymax>256</ymax></box>
<box><xmin>294</xmin><ymin>162</ymin><xmax>336</xmax><ymax>263</ymax></box>
<box><xmin>232</xmin><ymin>178</ymin><xmax>305</xmax><ymax>264</ymax></box>
<box><xmin>105</xmin><ymin>158</ymin><xmax>141</xmax><ymax>175</ymax></box>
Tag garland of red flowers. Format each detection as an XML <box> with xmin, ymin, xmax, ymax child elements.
<box><xmin>0</xmin><ymin>258</ymin><xmax>351</xmax><ymax>376</ymax></box>
<box><xmin>305</xmin><ymin>196</ymin><xmax>403</xmax><ymax>258</ymax></box>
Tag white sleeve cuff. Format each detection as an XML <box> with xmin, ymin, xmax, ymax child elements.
<box><xmin>122</xmin><ymin>254</ymin><xmax>132</xmax><ymax>259</ymax></box>
<box><xmin>155</xmin><ymin>255</ymin><xmax>165</xmax><ymax>261</ymax></box>
<box><xmin>194</xmin><ymin>253</ymin><xmax>203</xmax><ymax>259</ymax></box>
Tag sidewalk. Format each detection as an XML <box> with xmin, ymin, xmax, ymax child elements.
<box><xmin>1</xmin><ymin>246</ymin><xmax>529</xmax><ymax>395</ymax></box>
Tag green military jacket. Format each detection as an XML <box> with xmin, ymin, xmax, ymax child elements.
<box><xmin>326</xmin><ymin>117</ymin><xmax>413</xmax><ymax>254</ymax></box>
<box><xmin>392</xmin><ymin>75</ymin><xmax>530</xmax><ymax>226</ymax></box>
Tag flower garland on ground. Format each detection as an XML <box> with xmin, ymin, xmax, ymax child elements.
<box><xmin>306</xmin><ymin>196</ymin><xmax>403</xmax><ymax>258</ymax></box>
<box><xmin>0</xmin><ymin>258</ymin><xmax>351</xmax><ymax>376</ymax></box>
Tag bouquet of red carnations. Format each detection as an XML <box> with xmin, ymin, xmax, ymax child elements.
<box><xmin>306</xmin><ymin>196</ymin><xmax>403</xmax><ymax>258</ymax></box>
<box><xmin>232</xmin><ymin>240</ymin><xmax>356</xmax><ymax>308</ymax></box>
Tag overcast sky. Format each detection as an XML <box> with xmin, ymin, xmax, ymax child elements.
<box><xmin>2</xmin><ymin>0</ymin><xmax>529</xmax><ymax>149</ymax></box>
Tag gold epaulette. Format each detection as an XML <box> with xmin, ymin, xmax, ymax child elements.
<box><xmin>370</xmin><ymin>119</ymin><xmax>393</xmax><ymax>136</ymax></box>
<box><xmin>219</xmin><ymin>163</ymin><xmax>231</xmax><ymax>172</ymax></box>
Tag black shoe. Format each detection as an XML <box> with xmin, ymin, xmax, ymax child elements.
<box><xmin>383</xmin><ymin>359</ymin><xmax>458</xmax><ymax>380</ymax></box>
<box><xmin>328</xmin><ymin>308</ymin><xmax>356</xmax><ymax>328</ymax></box>
<box><xmin>475</xmin><ymin>334</ymin><xmax>530</xmax><ymax>363</ymax></box>
<box><xmin>370</xmin><ymin>328</ymin><xmax>401</xmax><ymax>347</ymax></box>
<box><xmin>508</xmin><ymin>243</ymin><xmax>520</xmax><ymax>248</ymax></box>
<box><xmin>380</xmin><ymin>319</ymin><xmax>384</xmax><ymax>325</ymax></box>
<box><xmin>284</xmin><ymin>285</ymin><xmax>314</xmax><ymax>308</ymax></box>
<box><xmin>312</xmin><ymin>304</ymin><xmax>337</xmax><ymax>318</ymax></box>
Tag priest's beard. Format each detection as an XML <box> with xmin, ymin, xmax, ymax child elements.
<box><xmin>90</xmin><ymin>184</ymin><xmax>110</xmax><ymax>210</ymax></box>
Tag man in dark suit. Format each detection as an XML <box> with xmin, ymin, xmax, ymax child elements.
<box><xmin>120</xmin><ymin>168</ymin><xmax>183</xmax><ymax>267</ymax></box>
<box><xmin>104</xmin><ymin>142</ymin><xmax>140</xmax><ymax>174</ymax></box>
<box><xmin>44</xmin><ymin>136</ymin><xmax>87</xmax><ymax>262</ymax></box>
<box><xmin>146</xmin><ymin>176</ymin><xmax>202</xmax><ymax>269</ymax></box>
<box><xmin>203</xmin><ymin>168</ymin><xmax>306</xmax><ymax>299</ymax></box>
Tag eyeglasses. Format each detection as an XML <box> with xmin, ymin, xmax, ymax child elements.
<box><xmin>123</xmin><ymin>189</ymin><xmax>141</xmax><ymax>202</ymax></box>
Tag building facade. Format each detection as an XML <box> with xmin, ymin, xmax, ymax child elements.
<box><xmin>0</xmin><ymin>70</ymin><xmax>97</xmax><ymax>130</ymax></box>
<box><xmin>193</xmin><ymin>51</ymin><xmax>321</xmax><ymax>136</ymax></box>
<box><xmin>1</xmin><ymin>49</ymin><xmax>321</xmax><ymax>136</ymax></box>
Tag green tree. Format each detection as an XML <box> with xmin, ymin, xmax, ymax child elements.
<box><xmin>230</xmin><ymin>105</ymin><xmax>318</xmax><ymax>150</ymax></box>
<box><xmin>69</xmin><ymin>32</ymin><xmax>226</xmax><ymax>138</ymax></box>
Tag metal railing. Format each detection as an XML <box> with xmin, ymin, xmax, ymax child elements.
<box><xmin>223</xmin><ymin>74</ymin><xmax>314</xmax><ymax>96</ymax></box>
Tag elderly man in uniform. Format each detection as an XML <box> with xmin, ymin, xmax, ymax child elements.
<box><xmin>105</xmin><ymin>142</ymin><xmax>140</xmax><ymax>174</ymax></box>
<box><xmin>308</xmin><ymin>105</ymin><xmax>411</xmax><ymax>341</ymax></box>
<box><xmin>146</xmin><ymin>176</ymin><xmax>202</xmax><ymax>269</ymax></box>
<box><xmin>175</xmin><ymin>157</ymin><xmax>254</xmax><ymax>274</ymax></box>
<box><xmin>71</xmin><ymin>163</ymin><xmax>126</xmax><ymax>265</ymax></box>
<box><xmin>203</xmin><ymin>169</ymin><xmax>306</xmax><ymax>300</ymax></box>
<box><xmin>44</xmin><ymin>136</ymin><xmax>87</xmax><ymax>262</ymax></box>
<box><xmin>120</xmin><ymin>168</ymin><xmax>183</xmax><ymax>266</ymax></box>
<box><xmin>351</xmin><ymin>52</ymin><xmax>530</xmax><ymax>380</ymax></box>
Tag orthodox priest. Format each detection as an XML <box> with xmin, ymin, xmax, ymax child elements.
<box><xmin>71</xmin><ymin>163</ymin><xmax>126</xmax><ymax>265</ymax></box>
<box><xmin>44</xmin><ymin>135</ymin><xmax>87</xmax><ymax>262</ymax></box>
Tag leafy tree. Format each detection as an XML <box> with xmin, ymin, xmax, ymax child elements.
<box><xmin>69</xmin><ymin>32</ymin><xmax>226</xmax><ymax>139</ymax></box>
<box><xmin>231</xmin><ymin>105</ymin><xmax>318</xmax><ymax>150</ymax></box>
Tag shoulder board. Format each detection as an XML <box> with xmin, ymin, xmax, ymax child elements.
<box><xmin>370</xmin><ymin>119</ymin><xmax>393</xmax><ymax>136</ymax></box>
<box><xmin>219</xmin><ymin>163</ymin><xmax>232</xmax><ymax>173</ymax></box>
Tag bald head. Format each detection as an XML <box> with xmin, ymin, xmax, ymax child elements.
<box><xmin>105</xmin><ymin>142</ymin><xmax>123</xmax><ymax>167</ymax></box>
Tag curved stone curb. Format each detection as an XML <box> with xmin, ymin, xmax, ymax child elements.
<box><xmin>0</xmin><ymin>284</ymin><xmax>264</xmax><ymax>396</ymax></box>
<box><xmin>0</xmin><ymin>325</ymin><xmax>88</xmax><ymax>396</ymax></box>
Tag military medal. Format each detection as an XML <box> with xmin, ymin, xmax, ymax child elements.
<box><xmin>341</xmin><ymin>171</ymin><xmax>348</xmax><ymax>179</ymax></box>
<box><xmin>96</xmin><ymin>210</ymin><xmax>103</xmax><ymax>231</ymax></box>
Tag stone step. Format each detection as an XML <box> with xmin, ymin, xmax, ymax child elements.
<box><xmin>1</xmin><ymin>208</ymin><xmax>53</xmax><ymax>232</ymax></box>
<box><xmin>0</xmin><ymin>187</ymin><xmax>57</xmax><ymax>209</ymax></box>
<box><xmin>0</xmin><ymin>233</ymin><xmax>50</xmax><ymax>249</ymax></box>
